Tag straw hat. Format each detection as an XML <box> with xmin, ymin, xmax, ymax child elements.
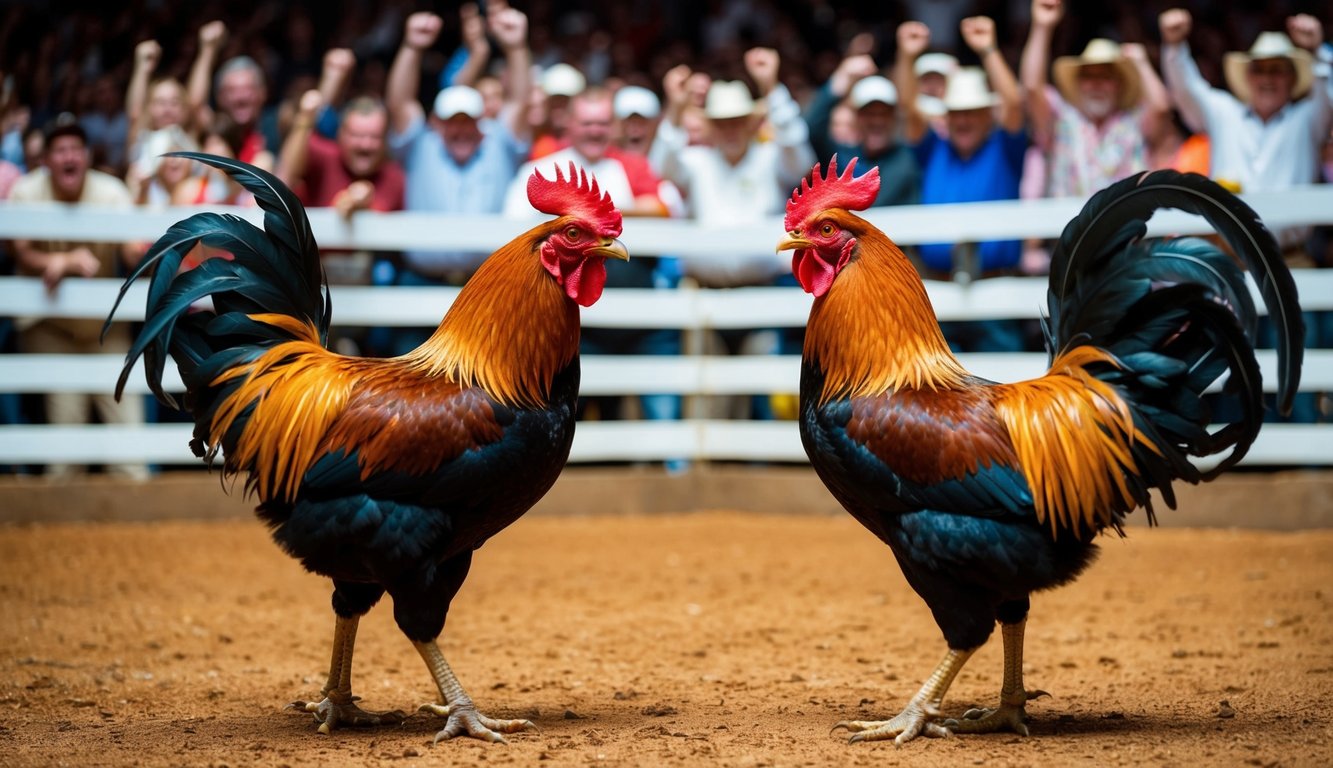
<box><xmin>941</xmin><ymin>67</ymin><xmax>999</xmax><ymax>112</ymax></box>
<box><xmin>1224</xmin><ymin>31</ymin><xmax>1314</xmax><ymax>102</ymax></box>
<box><xmin>1052</xmin><ymin>39</ymin><xmax>1141</xmax><ymax>111</ymax></box>
<box><xmin>704</xmin><ymin>80</ymin><xmax>756</xmax><ymax>119</ymax></box>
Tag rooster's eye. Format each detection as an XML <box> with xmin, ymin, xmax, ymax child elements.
<box><xmin>821</xmin><ymin>223</ymin><xmax>835</xmax><ymax>237</ymax></box>
<box><xmin>565</xmin><ymin>227</ymin><xmax>582</xmax><ymax>241</ymax></box>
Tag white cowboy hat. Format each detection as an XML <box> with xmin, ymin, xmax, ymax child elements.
<box><xmin>941</xmin><ymin>67</ymin><xmax>998</xmax><ymax>112</ymax></box>
<box><xmin>704</xmin><ymin>80</ymin><xmax>757</xmax><ymax>120</ymax></box>
<box><xmin>1223</xmin><ymin>31</ymin><xmax>1314</xmax><ymax>102</ymax></box>
<box><xmin>849</xmin><ymin>75</ymin><xmax>898</xmax><ymax>108</ymax></box>
<box><xmin>1052</xmin><ymin>38</ymin><xmax>1141</xmax><ymax>111</ymax></box>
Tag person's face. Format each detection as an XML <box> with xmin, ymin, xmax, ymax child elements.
<box><xmin>618</xmin><ymin>114</ymin><xmax>655</xmax><ymax>148</ymax></box>
<box><xmin>1246</xmin><ymin>57</ymin><xmax>1296</xmax><ymax>118</ymax></box>
<box><xmin>477</xmin><ymin>78</ymin><xmax>504</xmax><ymax>119</ymax></box>
<box><xmin>710</xmin><ymin>115</ymin><xmax>753</xmax><ymax>163</ymax></box>
<box><xmin>45</xmin><ymin>135</ymin><xmax>90</xmax><ymax>200</ymax></box>
<box><xmin>919</xmin><ymin>71</ymin><xmax>948</xmax><ymax>99</ymax></box>
<box><xmin>946</xmin><ymin>107</ymin><xmax>993</xmax><ymax>158</ymax></box>
<box><xmin>1076</xmin><ymin>64</ymin><xmax>1122</xmax><ymax>120</ymax></box>
<box><xmin>568</xmin><ymin>97</ymin><xmax>613</xmax><ymax>163</ymax></box>
<box><xmin>218</xmin><ymin>69</ymin><xmax>265</xmax><ymax>126</ymax></box>
<box><xmin>148</xmin><ymin>80</ymin><xmax>186</xmax><ymax>130</ymax></box>
<box><xmin>439</xmin><ymin>114</ymin><xmax>483</xmax><ymax>165</ymax></box>
<box><xmin>856</xmin><ymin>101</ymin><xmax>896</xmax><ymax>154</ymax></box>
<box><xmin>338</xmin><ymin>110</ymin><xmax>387</xmax><ymax>178</ymax></box>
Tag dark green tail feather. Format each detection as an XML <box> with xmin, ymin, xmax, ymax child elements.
<box><xmin>105</xmin><ymin>153</ymin><xmax>329</xmax><ymax>426</ymax></box>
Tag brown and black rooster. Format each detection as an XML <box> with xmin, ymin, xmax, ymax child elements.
<box><xmin>779</xmin><ymin>158</ymin><xmax>1302</xmax><ymax>744</ymax></box>
<box><xmin>106</xmin><ymin>154</ymin><xmax>627</xmax><ymax>743</ymax></box>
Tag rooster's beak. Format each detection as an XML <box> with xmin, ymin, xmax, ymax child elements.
<box><xmin>776</xmin><ymin>234</ymin><xmax>813</xmax><ymax>253</ymax></box>
<box><xmin>591</xmin><ymin>238</ymin><xmax>630</xmax><ymax>261</ymax></box>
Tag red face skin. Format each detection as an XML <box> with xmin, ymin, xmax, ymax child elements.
<box><xmin>789</xmin><ymin>218</ymin><xmax>858</xmax><ymax>298</ymax></box>
<box><xmin>538</xmin><ymin>220</ymin><xmax>625</xmax><ymax>306</ymax></box>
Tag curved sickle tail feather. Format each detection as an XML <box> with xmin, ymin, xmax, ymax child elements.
<box><xmin>103</xmin><ymin>153</ymin><xmax>329</xmax><ymax>450</ymax></box>
<box><xmin>1045</xmin><ymin>170</ymin><xmax>1303</xmax><ymax>484</ymax></box>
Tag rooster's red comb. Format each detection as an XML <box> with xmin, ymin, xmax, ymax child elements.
<box><xmin>527</xmin><ymin>161</ymin><xmax>623</xmax><ymax>237</ymax></box>
<box><xmin>784</xmin><ymin>155</ymin><xmax>880</xmax><ymax>231</ymax></box>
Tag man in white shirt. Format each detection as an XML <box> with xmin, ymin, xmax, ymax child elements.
<box><xmin>648</xmin><ymin>47</ymin><xmax>815</xmax><ymax>289</ymax></box>
<box><xmin>1159</xmin><ymin>9</ymin><xmax>1332</xmax><ymax>256</ymax></box>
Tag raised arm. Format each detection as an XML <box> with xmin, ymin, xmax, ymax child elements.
<box><xmin>748</xmin><ymin>47</ymin><xmax>815</xmax><ymax>186</ymax></box>
<box><xmin>386</xmin><ymin>12</ymin><xmax>441</xmax><ymax>136</ymax></box>
<box><xmin>895</xmin><ymin>21</ymin><xmax>932</xmax><ymax>144</ymax></box>
<box><xmin>486</xmin><ymin>0</ymin><xmax>532</xmax><ymax>141</ymax></box>
<box><xmin>648</xmin><ymin>65</ymin><xmax>693</xmax><ymax>194</ymax></box>
<box><xmin>125</xmin><ymin>40</ymin><xmax>160</xmax><ymax>151</ymax></box>
<box><xmin>1288</xmin><ymin>13</ymin><xmax>1333</xmax><ymax>139</ymax></box>
<box><xmin>451</xmin><ymin>3</ymin><xmax>491</xmax><ymax>88</ymax></box>
<box><xmin>187</xmin><ymin>21</ymin><xmax>226</xmax><ymax>130</ymax></box>
<box><xmin>963</xmin><ymin>16</ymin><xmax>1023</xmax><ymax>132</ymax></box>
<box><xmin>1119</xmin><ymin>43</ymin><xmax>1172</xmax><ymax>149</ymax></box>
<box><xmin>1158</xmin><ymin>8</ymin><xmax>1214</xmax><ymax>134</ymax></box>
<box><xmin>1020</xmin><ymin>0</ymin><xmax>1062</xmax><ymax>144</ymax></box>
<box><xmin>316</xmin><ymin>48</ymin><xmax>355</xmax><ymax>114</ymax></box>
<box><xmin>275</xmin><ymin>88</ymin><xmax>322</xmax><ymax>188</ymax></box>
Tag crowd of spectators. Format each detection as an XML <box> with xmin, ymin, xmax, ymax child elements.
<box><xmin>2</xmin><ymin>0</ymin><xmax>1332</xmax><ymax>477</ymax></box>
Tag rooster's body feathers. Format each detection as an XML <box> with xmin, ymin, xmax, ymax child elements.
<box><xmin>786</xmin><ymin>164</ymin><xmax>1303</xmax><ymax>743</ymax></box>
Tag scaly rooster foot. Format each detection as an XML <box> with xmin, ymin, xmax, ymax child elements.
<box><xmin>287</xmin><ymin>695</ymin><xmax>407</xmax><ymax>734</ymax></box>
<box><xmin>418</xmin><ymin>702</ymin><xmax>535</xmax><ymax>744</ymax></box>
<box><xmin>943</xmin><ymin>689</ymin><xmax>1049</xmax><ymax>737</ymax></box>
<box><xmin>832</xmin><ymin>700</ymin><xmax>951</xmax><ymax>745</ymax></box>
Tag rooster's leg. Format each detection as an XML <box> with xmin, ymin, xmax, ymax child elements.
<box><xmin>414</xmin><ymin>640</ymin><xmax>535</xmax><ymax>744</ymax></box>
<box><xmin>288</xmin><ymin>615</ymin><xmax>407</xmax><ymax>733</ymax></box>
<box><xmin>833</xmin><ymin>646</ymin><xmax>974</xmax><ymax>745</ymax></box>
<box><xmin>945</xmin><ymin>619</ymin><xmax>1048</xmax><ymax>736</ymax></box>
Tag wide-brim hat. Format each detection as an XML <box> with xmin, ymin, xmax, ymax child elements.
<box><xmin>1052</xmin><ymin>38</ymin><xmax>1141</xmax><ymax>112</ymax></box>
<box><xmin>941</xmin><ymin>67</ymin><xmax>998</xmax><ymax>112</ymax></box>
<box><xmin>704</xmin><ymin>80</ymin><xmax>756</xmax><ymax>120</ymax></box>
<box><xmin>1223</xmin><ymin>31</ymin><xmax>1314</xmax><ymax>102</ymax></box>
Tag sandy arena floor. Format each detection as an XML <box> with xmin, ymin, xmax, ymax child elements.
<box><xmin>3</xmin><ymin>511</ymin><xmax>1332</xmax><ymax>767</ymax></box>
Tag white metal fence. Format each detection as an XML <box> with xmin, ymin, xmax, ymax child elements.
<box><xmin>2</xmin><ymin>189</ymin><xmax>1332</xmax><ymax>468</ymax></box>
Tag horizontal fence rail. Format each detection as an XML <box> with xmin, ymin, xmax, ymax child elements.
<box><xmin>2</xmin><ymin>190</ymin><xmax>1331</xmax><ymax>468</ymax></box>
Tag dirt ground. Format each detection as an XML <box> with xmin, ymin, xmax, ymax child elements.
<box><xmin>3</xmin><ymin>511</ymin><xmax>1332</xmax><ymax>768</ymax></box>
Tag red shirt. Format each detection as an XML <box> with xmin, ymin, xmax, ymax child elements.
<box><xmin>297</xmin><ymin>134</ymin><xmax>406</xmax><ymax>212</ymax></box>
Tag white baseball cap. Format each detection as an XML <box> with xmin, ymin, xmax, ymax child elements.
<box><xmin>541</xmin><ymin>63</ymin><xmax>586</xmax><ymax>97</ymax></box>
<box><xmin>915</xmin><ymin>52</ymin><xmax>960</xmax><ymax>78</ymax></box>
<box><xmin>434</xmin><ymin>85</ymin><xmax>484</xmax><ymax>120</ymax></box>
<box><xmin>849</xmin><ymin>76</ymin><xmax>898</xmax><ymax>108</ymax></box>
<box><xmin>614</xmin><ymin>85</ymin><xmax>661</xmax><ymax>119</ymax></box>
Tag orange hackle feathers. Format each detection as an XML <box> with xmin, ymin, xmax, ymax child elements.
<box><xmin>527</xmin><ymin>162</ymin><xmax>622</xmax><ymax>238</ymax></box>
<box><xmin>994</xmin><ymin>346</ymin><xmax>1161</xmax><ymax>540</ymax></box>
<box><xmin>785</xmin><ymin>155</ymin><xmax>880</xmax><ymax>232</ymax></box>
<box><xmin>804</xmin><ymin>220</ymin><xmax>968</xmax><ymax>401</ymax></box>
<box><xmin>402</xmin><ymin>224</ymin><xmax>581</xmax><ymax>409</ymax></box>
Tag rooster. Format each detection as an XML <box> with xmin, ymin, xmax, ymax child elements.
<box><xmin>106</xmin><ymin>153</ymin><xmax>627</xmax><ymax>744</ymax></box>
<box><xmin>778</xmin><ymin>158</ymin><xmax>1302</xmax><ymax>744</ymax></box>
